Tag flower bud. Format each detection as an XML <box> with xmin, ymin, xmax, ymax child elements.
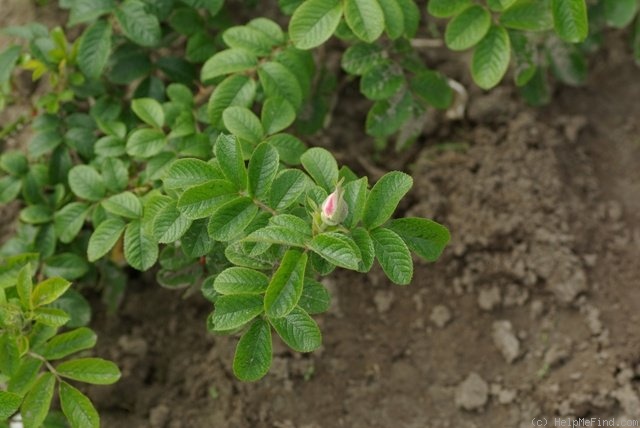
<box><xmin>321</xmin><ymin>184</ymin><xmax>348</xmax><ymax>226</ymax></box>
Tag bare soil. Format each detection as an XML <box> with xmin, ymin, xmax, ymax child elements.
<box><xmin>2</xmin><ymin>2</ymin><xmax>640</xmax><ymax>427</ymax></box>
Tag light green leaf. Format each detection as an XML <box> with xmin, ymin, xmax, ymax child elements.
<box><xmin>222</xmin><ymin>106</ymin><xmax>264</xmax><ymax>145</ymax></box>
<box><xmin>410</xmin><ymin>69</ymin><xmax>453</xmax><ymax>109</ymax></box>
<box><xmin>300</xmin><ymin>147</ymin><xmax>338</xmax><ymax>192</ymax></box>
<box><xmin>0</xmin><ymin>150</ymin><xmax>28</xmax><ymax>176</ymax></box>
<box><xmin>43</xmin><ymin>253</ymin><xmax>90</xmax><ymax>280</ymax></box>
<box><xmin>214</xmin><ymin>267</ymin><xmax>269</xmax><ymax>294</ymax></box>
<box><xmin>32</xmin><ymin>307</ymin><xmax>71</xmax><ymax>327</ymax></box>
<box><xmin>445</xmin><ymin>5</ymin><xmax>492</xmax><ymax>51</ymax></box>
<box><xmin>388</xmin><ymin>217</ymin><xmax>450</xmax><ymax>261</ymax></box>
<box><xmin>163</xmin><ymin>158</ymin><xmax>224</xmax><ymax>190</ymax></box>
<box><xmin>264</xmin><ymin>249</ymin><xmax>307</xmax><ymax>318</ymax></box>
<box><xmin>269</xmin><ymin>306</ymin><xmax>322</xmax><ymax>352</ymax></box>
<box><xmin>487</xmin><ymin>0</ymin><xmax>517</xmax><ymax>11</ymax></box>
<box><xmin>233</xmin><ymin>318</ymin><xmax>272</xmax><ymax>381</ymax></box>
<box><xmin>56</xmin><ymin>358</ymin><xmax>121</xmax><ymax>385</ymax></box>
<box><xmin>604</xmin><ymin>0</ymin><xmax>637</xmax><ymax>28</ymax></box>
<box><xmin>124</xmin><ymin>220</ymin><xmax>158</xmax><ymax>271</ymax></box>
<box><xmin>500</xmin><ymin>0</ymin><xmax>554</xmax><ymax>32</ymax></box>
<box><xmin>201</xmin><ymin>49</ymin><xmax>258</xmax><ymax>83</ymax></box>
<box><xmin>131</xmin><ymin>98</ymin><xmax>165</xmax><ymax>129</ymax></box>
<box><xmin>258</xmin><ymin>61</ymin><xmax>303</xmax><ymax>110</ymax></box>
<box><xmin>67</xmin><ymin>0</ymin><xmax>115</xmax><ymax>26</ymax></box>
<box><xmin>261</xmin><ymin>97</ymin><xmax>296</xmax><ymax>135</ymax></box>
<box><xmin>427</xmin><ymin>0</ymin><xmax>472</xmax><ymax>18</ymax></box>
<box><xmin>87</xmin><ymin>218</ymin><xmax>126</xmax><ymax>262</ymax></box>
<box><xmin>78</xmin><ymin>19</ymin><xmax>112</xmax><ymax>79</ymax></box>
<box><xmin>0</xmin><ymin>334</ymin><xmax>19</xmax><ymax>377</ymax></box>
<box><xmin>207</xmin><ymin>75</ymin><xmax>257</xmax><ymax>127</ymax></box>
<box><xmin>115</xmin><ymin>0</ymin><xmax>161</xmax><ymax>47</ymax></box>
<box><xmin>215</xmin><ymin>134</ymin><xmax>248</xmax><ymax>190</ymax></box>
<box><xmin>471</xmin><ymin>25</ymin><xmax>511</xmax><ymax>90</ymax></box>
<box><xmin>341</xmin><ymin>43</ymin><xmax>384</xmax><ymax>75</ymax></box>
<box><xmin>309</xmin><ymin>232</ymin><xmax>360</xmax><ymax>270</ymax></box>
<box><xmin>7</xmin><ymin>357</ymin><xmax>42</xmax><ymax>396</ymax></box>
<box><xmin>100</xmin><ymin>158</ymin><xmax>129</xmax><ymax>193</ymax></box>
<box><xmin>207</xmin><ymin>197</ymin><xmax>258</xmax><ymax>241</ymax></box>
<box><xmin>370</xmin><ymin>227</ymin><xmax>413</xmax><ymax>285</ymax></box>
<box><xmin>102</xmin><ymin>191</ymin><xmax>142</xmax><ymax>219</ymax></box>
<box><xmin>344</xmin><ymin>0</ymin><xmax>385</xmax><ymax>42</ymax></box>
<box><xmin>248</xmin><ymin>17</ymin><xmax>285</xmax><ymax>44</ymax></box>
<box><xmin>176</xmin><ymin>179</ymin><xmax>237</xmax><ymax>219</ymax></box>
<box><xmin>32</xmin><ymin>277</ymin><xmax>72</xmax><ymax>308</ymax></box>
<box><xmin>552</xmin><ymin>0</ymin><xmax>588</xmax><ymax>43</ymax></box>
<box><xmin>289</xmin><ymin>0</ymin><xmax>343</xmax><ymax>49</ymax></box>
<box><xmin>41</xmin><ymin>327</ymin><xmax>96</xmax><ymax>360</ymax></box>
<box><xmin>209</xmin><ymin>294</ymin><xmax>264</xmax><ymax>331</ymax></box>
<box><xmin>48</xmin><ymin>289</ymin><xmax>91</xmax><ymax>328</ymax></box>
<box><xmin>362</xmin><ymin>171</ymin><xmax>412</xmax><ymax>229</ymax></box>
<box><xmin>243</xmin><ymin>225</ymin><xmax>309</xmax><ymax>248</ymax></box>
<box><xmin>126</xmin><ymin>128</ymin><xmax>166</xmax><ymax>158</ymax></box>
<box><xmin>21</xmin><ymin>373</ymin><xmax>55</xmax><ymax>428</ymax></box>
<box><xmin>379</xmin><ymin>0</ymin><xmax>404</xmax><ymax>39</ymax></box>
<box><xmin>222</xmin><ymin>26</ymin><xmax>274</xmax><ymax>56</ymax></box>
<box><xmin>264</xmin><ymin>133</ymin><xmax>307</xmax><ymax>165</ymax></box>
<box><xmin>298</xmin><ymin>278</ymin><xmax>331</xmax><ymax>314</ymax></box>
<box><xmin>68</xmin><ymin>165</ymin><xmax>105</xmax><ymax>201</ymax></box>
<box><xmin>248</xmin><ymin>142</ymin><xmax>280</xmax><ymax>201</ymax></box>
<box><xmin>270</xmin><ymin>169</ymin><xmax>309</xmax><ymax>211</ymax></box>
<box><xmin>0</xmin><ymin>175</ymin><xmax>22</xmax><ymax>203</ymax></box>
<box><xmin>20</xmin><ymin>205</ymin><xmax>53</xmax><ymax>224</ymax></box>
<box><xmin>59</xmin><ymin>382</ymin><xmax>99</xmax><ymax>428</ymax></box>
<box><xmin>152</xmin><ymin>202</ymin><xmax>192</xmax><ymax>243</ymax></box>
<box><xmin>17</xmin><ymin>264</ymin><xmax>32</xmax><ymax>310</ymax></box>
<box><xmin>0</xmin><ymin>391</ymin><xmax>22</xmax><ymax>420</ymax></box>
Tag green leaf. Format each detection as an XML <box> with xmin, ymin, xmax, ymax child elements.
<box><xmin>445</xmin><ymin>5</ymin><xmax>492</xmax><ymax>51</ymax></box>
<box><xmin>0</xmin><ymin>45</ymin><xmax>21</xmax><ymax>84</ymax></box>
<box><xmin>223</xmin><ymin>26</ymin><xmax>274</xmax><ymax>56</ymax></box>
<box><xmin>248</xmin><ymin>17</ymin><xmax>285</xmax><ymax>44</ymax></box>
<box><xmin>169</xmin><ymin>7</ymin><xmax>204</xmax><ymax>35</ymax></box>
<box><xmin>341</xmin><ymin>43</ymin><xmax>384</xmax><ymax>75</ymax></box>
<box><xmin>101</xmin><ymin>158</ymin><xmax>129</xmax><ymax>193</ymax></box>
<box><xmin>344</xmin><ymin>0</ymin><xmax>385</xmax><ymax>43</ymax></box>
<box><xmin>102</xmin><ymin>192</ymin><xmax>142</xmax><ymax>219</ymax></box>
<box><xmin>21</xmin><ymin>373</ymin><xmax>55</xmax><ymax>428</ymax></box>
<box><xmin>547</xmin><ymin>39</ymin><xmax>587</xmax><ymax>86</ymax></box>
<box><xmin>32</xmin><ymin>277</ymin><xmax>72</xmax><ymax>307</ymax></box>
<box><xmin>176</xmin><ymin>179</ymin><xmax>237</xmax><ymax>219</ymax></box>
<box><xmin>379</xmin><ymin>0</ymin><xmax>405</xmax><ymax>39</ymax></box>
<box><xmin>298</xmin><ymin>278</ymin><xmax>331</xmax><ymax>314</ymax></box>
<box><xmin>0</xmin><ymin>390</ymin><xmax>22</xmax><ymax>420</ymax></box>
<box><xmin>59</xmin><ymin>382</ymin><xmax>99</xmax><ymax>428</ymax></box>
<box><xmin>309</xmin><ymin>232</ymin><xmax>360</xmax><ymax>270</ymax></box>
<box><xmin>182</xmin><ymin>219</ymin><xmax>214</xmax><ymax>258</ymax></box>
<box><xmin>207</xmin><ymin>75</ymin><xmax>257</xmax><ymax>127</ymax></box>
<box><xmin>351</xmin><ymin>227</ymin><xmax>375</xmax><ymax>271</ymax></box>
<box><xmin>215</xmin><ymin>134</ymin><xmax>248</xmax><ymax>190</ymax></box>
<box><xmin>7</xmin><ymin>357</ymin><xmax>42</xmax><ymax>396</ymax></box>
<box><xmin>0</xmin><ymin>151</ymin><xmax>28</xmax><ymax>176</ymax></box>
<box><xmin>243</xmin><ymin>225</ymin><xmax>309</xmax><ymax>248</ymax></box>
<box><xmin>115</xmin><ymin>0</ymin><xmax>161</xmax><ymax>47</ymax></box>
<box><xmin>163</xmin><ymin>158</ymin><xmax>223</xmax><ymax>190</ymax></box>
<box><xmin>248</xmin><ymin>142</ymin><xmax>279</xmax><ymax>201</ymax></box>
<box><xmin>209</xmin><ymin>294</ymin><xmax>264</xmax><ymax>331</ymax></box>
<box><xmin>264</xmin><ymin>249</ymin><xmax>307</xmax><ymax>318</ymax></box>
<box><xmin>471</xmin><ymin>25</ymin><xmax>511</xmax><ymax>90</ymax></box>
<box><xmin>397</xmin><ymin>0</ymin><xmax>420</xmax><ymax>37</ymax></box>
<box><xmin>289</xmin><ymin>0</ymin><xmax>343</xmax><ymax>49</ymax></box>
<box><xmin>78</xmin><ymin>19</ymin><xmax>112</xmax><ymax>79</ymax></box>
<box><xmin>366</xmin><ymin>90</ymin><xmax>413</xmax><ymax>137</ymax></box>
<box><xmin>19</xmin><ymin>205</ymin><xmax>53</xmax><ymax>224</ymax></box>
<box><xmin>124</xmin><ymin>220</ymin><xmax>158</xmax><ymax>271</ymax></box>
<box><xmin>233</xmin><ymin>318</ymin><xmax>272</xmax><ymax>381</ymax></box>
<box><xmin>48</xmin><ymin>289</ymin><xmax>91</xmax><ymax>328</ymax></box>
<box><xmin>214</xmin><ymin>267</ymin><xmax>269</xmax><ymax>295</ymax></box>
<box><xmin>360</xmin><ymin>61</ymin><xmax>405</xmax><ymax>100</ymax></box>
<box><xmin>131</xmin><ymin>98</ymin><xmax>165</xmax><ymax>129</ymax></box>
<box><xmin>33</xmin><ymin>307</ymin><xmax>71</xmax><ymax>327</ymax></box>
<box><xmin>500</xmin><ymin>0</ymin><xmax>554</xmax><ymax>31</ymax></box>
<box><xmin>427</xmin><ymin>0</ymin><xmax>472</xmax><ymax>18</ymax></box>
<box><xmin>410</xmin><ymin>69</ymin><xmax>453</xmax><ymax>109</ymax></box>
<box><xmin>604</xmin><ymin>0</ymin><xmax>637</xmax><ymax>28</ymax></box>
<box><xmin>258</xmin><ymin>61</ymin><xmax>304</xmax><ymax>110</ymax></box>
<box><xmin>126</xmin><ymin>128</ymin><xmax>166</xmax><ymax>158</ymax></box>
<box><xmin>95</xmin><ymin>136</ymin><xmax>126</xmax><ymax>157</ymax></box>
<box><xmin>87</xmin><ymin>218</ymin><xmax>126</xmax><ymax>262</ymax></box>
<box><xmin>388</xmin><ymin>217</ymin><xmax>450</xmax><ymax>261</ymax></box>
<box><xmin>201</xmin><ymin>49</ymin><xmax>258</xmax><ymax>83</ymax></box>
<box><xmin>0</xmin><ymin>175</ymin><xmax>22</xmax><ymax>203</ymax></box>
<box><xmin>222</xmin><ymin>106</ymin><xmax>264</xmax><ymax>145</ymax></box>
<box><xmin>17</xmin><ymin>264</ymin><xmax>33</xmax><ymax>310</ymax></box>
<box><xmin>510</xmin><ymin>31</ymin><xmax>537</xmax><ymax>86</ymax></box>
<box><xmin>67</xmin><ymin>0</ymin><xmax>115</xmax><ymax>26</ymax></box>
<box><xmin>362</xmin><ymin>171</ymin><xmax>412</xmax><ymax>229</ymax></box>
<box><xmin>41</xmin><ymin>327</ymin><xmax>97</xmax><ymax>360</ymax></box>
<box><xmin>28</xmin><ymin>131</ymin><xmax>63</xmax><ymax>158</ymax></box>
<box><xmin>552</xmin><ymin>0</ymin><xmax>588</xmax><ymax>43</ymax></box>
<box><xmin>264</xmin><ymin>134</ymin><xmax>307</xmax><ymax>165</ymax></box>
<box><xmin>53</xmin><ymin>202</ymin><xmax>89</xmax><ymax>244</ymax></box>
<box><xmin>487</xmin><ymin>0</ymin><xmax>517</xmax><ymax>11</ymax></box>
<box><xmin>68</xmin><ymin>165</ymin><xmax>105</xmax><ymax>201</ymax></box>
<box><xmin>56</xmin><ymin>358</ymin><xmax>121</xmax><ymax>385</ymax></box>
<box><xmin>370</xmin><ymin>227</ymin><xmax>413</xmax><ymax>285</ymax></box>
<box><xmin>261</xmin><ymin>97</ymin><xmax>296</xmax><ymax>135</ymax></box>
<box><xmin>300</xmin><ymin>147</ymin><xmax>338</xmax><ymax>192</ymax></box>
<box><xmin>43</xmin><ymin>253</ymin><xmax>90</xmax><ymax>280</ymax></box>
<box><xmin>269</xmin><ymin>306</ymin><xmax>321</xmax><ymax>352</ymax></box>
<box><xmin>207</xmin><ymin>197</ymin><xmax>258</xmax><ymax>241</ymax></box>
<box><xmin>152</xmin><ymin>202</ymin><xmax>192</xmax><ymax>243</ymax></box>
<box><xmin>270</xmin><ymin>169</ymin><xmax>309</xmax><ymax>210</ymax></box>
<box><xmin>0</xmin><ymin>334</ymin><xmax>19</xmax><ymax>377</ymax></box>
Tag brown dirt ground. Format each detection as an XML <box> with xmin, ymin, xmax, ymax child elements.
<box><xmin>2</xmin><ymin>2</ymin><xmax>640</xmax><ymax>428</ymax></box>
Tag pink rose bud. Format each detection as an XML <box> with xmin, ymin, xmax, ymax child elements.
<box><xmin>321</xmin><ymin>184</ymin><xmax>348</xmax><ymax>226</ymax></box>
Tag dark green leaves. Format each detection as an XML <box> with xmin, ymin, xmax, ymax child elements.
<box><xmin>427</xmin><ymin>0</ymin><xmax>472</xmax><ymax>18</ymax></box>
<box><xmin>388</xmin><ymin>218</ymin><xmax>450</xmax><ymax>261</ymax></box>
<box><xmin>410</xmin><ymin>70</ymin><xmax>453</xmax><ymax>109</ymax></box>
<box><xmin>362</xmin><ymin>171</ymin><xmax>412</xmax><ymax>229</ymax></box>
<box><xmin>222</xmin><ymin>106</ymin><xmax>264</xmax><ymax>145</ymax></box>
<box><xmin>264</xmin><ymin>249</ymin><xmax>307</xmax><ymax>318</ymax></box>
<box><xmin>445</xmin><ymin>5</ymin><xmax>492</xmax><ymax>51</ymax></box>
<box><xmin>233</xmin><ymin>319</ymin><xmax>272</xmax><ymax>381</ymax></box>
<box><xmin>500</xmin><ymin>0</ymin><xmax>554</xmax><ymax>32</ymax></box>
<box><xmin>207</xmin><ymin>197</ymin><xmax>258</xmax><ymax>241</ymax></box>
<box><xmin>471</xmin><ymin>25</ymin><xmax>511</xmax><ymax>90</ymax></box>
<box><xmin>163</xmin><ymin>158</ymin><xmax>222</xmax><ymax>190</ymax></box>
<box><xmin>289</xmin><ymin>0</ymin><xmax>343</xmax><ymax>49</ymax></box>
<box><xmin>309</xmin><ymin>233</ymin><xmax>360</xmax><ymax>270</ymax></box>
<box><xmin>209</xmin><ymin>294</ymin><xmax>264</xmax><ymax>331</ymax></box>
<box><xmin>370</xmin><ymin>227</ymin><xmax>413</xmax><ymax>285</ymax></box>
<box><xmin>604</xmin><ymin>0</ymin><xmax>638</xmax><ymax>28</ymax></box>
<box><xmin>214</xmin><ymin>267</ymin><xmax>269</xmax><ymax>294</ymax></box>
<box><xmin>124</xmin><ymin>220</ymin><xmax>158</xmax><ymax>271</ymax></box>
<box><xmin>551</xmin><ymin>0</ymin><xmax>588</xmax><ymax>43</ymax></box>
<box><xmin>215</xmin><ymin>134</ymin><xmax>248</xmax><ymax>190</ymax></box>
<box><xmin>78</xmin><ymin>19</ymin><xmax>112</xmax><ymax>79</ymax></box>
<box><xmin>176</xmin><ymin>180</ymin><xmax>237</xmax><ymax>219</ymax></box>
<box><xmin>248</xmin><ymin>142</ymin><xmax>279</xmax><ymax>200</ymax></box>
<box><xmin>269</xmin><ymin>307</ymin><xmax>321</xmax><ymax>352</ymax></box>
<box><xmin>300</xmin><ymin>147</ymin><xmax>338</xmax><ymax>191</ymax></box>
<box><xmin>115</xmin><ymin>0</ymin><xmax>161</xmax><ymax>47</ymax></box>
